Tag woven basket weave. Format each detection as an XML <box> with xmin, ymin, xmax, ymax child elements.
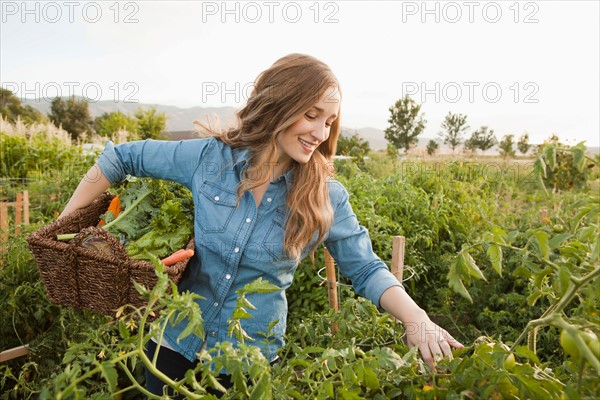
<box><xmin>27</xmin><ymin>192</ymin><xmax>194</xmax><ymax>316</ymax></box>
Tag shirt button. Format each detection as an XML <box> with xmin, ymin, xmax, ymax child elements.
<box><xmin>246</xmin><ymin>218</ymin><xmax>251</xmax><ymax>223</ymax></box>
<box><xmin>210</xmin><ymin>331</ymin><xmax>217</xmax><ymax>337</ymax></box>
<box><xmin>225</xmin><ymin>274</ymin><xmax>231</xmax><ymax>280</ymax></box>
<box><xmin>234</xmin><ymin>247</ymin><xmax>240</xmax><ymax>253</ymax></box>
<box><xmin>214</xmin><ymin>196</ymin><xmax>220</xmax><ymax>201</ymax></box>
<box><xmin>213</xmin><ymin>302</ymin><xmax>218</xmax><ymax>307</ymax></box>
<box><xmin>267</xmin><ymin>197</ymin><xmax>272</xmax><ymax>202</ymax></box>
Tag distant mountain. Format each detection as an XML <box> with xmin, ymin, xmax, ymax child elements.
<box><xmin>341</xmin><ymin>126</ymin><xmax>388</xmax><ymax>150</ymax></box>
<box><xmin>22</xmin><ymin>97</ymin><xmax>237</xmax><ymax>132</ymax></box>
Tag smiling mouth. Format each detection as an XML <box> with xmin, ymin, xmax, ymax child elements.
<box><xmin>299</xmin><ymin>138</ymin><xmax>316</xmax><ymax>150</ymax></box>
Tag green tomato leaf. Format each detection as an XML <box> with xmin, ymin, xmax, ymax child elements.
<box><xmin>532</xmin><ymin>230</ymin><xmax>550</xmax><ymax>260</ymax></box>
<box><xmin>487</xmin><ymin>243</ymin><xmax>503</xmax><ymax>277</ymax></box>
<box><xmin>447</xmin><ymin>261</ymin><xmax>473</xmax><ymax>303</ymax></box>
<box><xmin>99</xmin><ymin>362</ymin><xmax>118</xmax><ymax>391</ymax></box>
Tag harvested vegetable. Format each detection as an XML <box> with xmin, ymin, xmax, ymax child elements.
<box><xmin>161</xmin><ymin>249</ymin><xmax>195</xmax><ymax>266</ymax></box>
<box><xmin>58</xmin><ymin>178</ymin><xmax>194</xmax><ymax>260</ymax></box>
<box><xmin>98</xmin><ymin>195</ymin><xmax>121</xmax><ymax>226</ymax></box>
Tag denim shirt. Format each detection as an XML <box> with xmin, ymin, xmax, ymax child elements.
<box><xmin>97</xmin><ymin>137</ymin><xmax>402</xmax><ymax>364</ymax></box>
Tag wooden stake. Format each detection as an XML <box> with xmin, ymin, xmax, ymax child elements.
<box><xmin>392</xmin><ymin>236</ymin><xmax>405</xmax><ymax>283</ymax></box>
<box><xmin>0</xmin><ymin>345</ymin><xmax>30</xmax><ymax>363</ymax></box>
<box><xmin>390</xmin><ymin>236</ymin><xmax>406</xmax><ymax>324</ymax></box>
<box><xmin>23</xmin><ymin>190</ymin><xmax>30</xmax><ymax>225</ymax></box>
<box><xmin>0</xmin><ymin>203</ymin><xmax>8</xmax><ymax>257</ymax></box>
<box><xmin>15</xmin><ymin>192</ymin><xmax>22</xmax><ymax>234</ymax></box>
<box><xmin>324</xmin><ymin>248</ymin><xmax>339</xmax><ymax>334</ymax></box>
<box><xmin>539</xmin><ymin>209</ymin><xmax>549</xmax><ymax>224</ymax></box>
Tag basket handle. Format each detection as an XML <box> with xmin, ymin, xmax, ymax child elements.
<box><xmin>70</xmin><ymin>226</ymin><xmax>133</xmax><ymax>310</ymax></box>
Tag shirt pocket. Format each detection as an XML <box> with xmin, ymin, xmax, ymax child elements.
<box><xmin>261</xmin><ymin>207</ymin><xmax>288</xmax><ymax>260</ymax></box>
<box><xmin>197</xmin><ymin>181</ymin><xmax>238</xmax><ymax>233</ymax></box>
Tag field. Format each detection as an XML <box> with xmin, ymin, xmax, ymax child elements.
<box><xmin>1</xmin><ymin>120</ymin><xmax>599</xmax><ymax>399</ymax></box>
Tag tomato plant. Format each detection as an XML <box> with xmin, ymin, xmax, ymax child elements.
<box><xmin>2</xmin><ymin>124</ymin><xmax>599</xmax><ymax>398</ymax></box>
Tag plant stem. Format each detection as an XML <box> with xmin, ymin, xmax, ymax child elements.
<box><xmin>136</xmin><ymin>307</ymin><xmax>202</xmax><ymax>399</ymax></box>
<box><xmin>117</xmin><ymin>359</ymin><xmax>157</xmax><ymax>398</ymax></box>
<box><xmin>58</xmin><ymin>351</ymin><xmax>136</xmax><ymax>399</ymax></box>
<box><xmin>511</xmin><ymin>265</ymin><xmax>600</xmax><ymax>351</ymax></box>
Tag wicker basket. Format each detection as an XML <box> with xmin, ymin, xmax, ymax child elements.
<box><xmin>27</xmin><ymin>192</ymin><xmax>194</xmax><ymax>316</ymax></box>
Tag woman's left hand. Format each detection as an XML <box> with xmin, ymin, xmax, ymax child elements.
<box><xmin>380</xmin><ymin>286</ymin><xmax>464</xmax><ymax>370</ymax></box>
<box><xmin>403</xmin><ymin>312</ymin><xmax>464</xmax><ymax>370</ymax></box>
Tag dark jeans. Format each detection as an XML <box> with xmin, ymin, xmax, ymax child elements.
<box><xmin>145</xmin><ymin>340</ymin><xmax>232</xmax><ymax>398</ymax></box>
<box><xmin>145</xmin><ymin>340</ymin><xmax>278</xmax><ymax>398</ymax></box>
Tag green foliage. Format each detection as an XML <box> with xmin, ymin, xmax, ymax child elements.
<box><xmin>0</xmin><ymin>88</ymin><xmax>45</xmax><ymax>124</ymax></box>
<box><xmin>336</xmin><ymin>132</ymin><xmax>370</xmax><ymax>164</ymax></box>
<box><xmin>518</xmin><ymin>133</ymin><xmax>531</xmax><ymax>155</ymax></box>
<box><xmin>425</xmin><ymin>139</ymin><xmax>438</xmax><ymax>156</ymax></box>
<box><xmin>134</xmin><ymin>107</ymin><xmax>167</xmax><ymax>140</ymax></box>
<box><xmin>439</xmin><ymin>112</ymin><xmax>469</xmax><ymax>151</ymax></box>
<box><xmin>386</xmin><ymin>143</ymin><xmax>398</xmax><ymax>158</ymax></box>
<box><xmin>464</xmin><ymin>126</ymin><xmax>497</xmax><ymax>153</ymax></box>
<box><xmin>94</xmin><ymin>111</ymin><xmax>138</xmax><ymax>140</ymax></box>
<box><xmin>499</xmin><ymin>134</ymin><xmax>516</xmax><ymax>158</ymax></box>
<box><xmin>48</xmin><ymin>96</ymin><xmax>94</xmax><ymax>141</ymax></box>
<box><xmin>533</xmin><ymin>138</ymin><xmax>596</xmax><ymax>192</ymax></box>
<box><xmin>384</xmin><ymin>96</ymin><xmax>426</xmax><ymax>153</ymax></box>
<box><xmin>1</xmin><ymin>132</ymin><xmax>92</xmax><ymax>181</ymax></box>
<box><xmin>103</xmin><ymin>178</ymin><xmax>194</xmax><ymax>259</ymax></box>
<box><xmin>2</xmin><ymin>124</ymin><xmax>600</xmax><ymax>398</ymax></box>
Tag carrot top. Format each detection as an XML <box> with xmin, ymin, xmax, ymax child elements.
<box><xmin>98</xmin><ymin>196</ymin><xmax>121</xmax><ymax>226</ymax></box>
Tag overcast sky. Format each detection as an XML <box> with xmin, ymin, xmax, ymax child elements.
<box><xmin>2</xmin><ymin>0</ymin><xmax>598</xmax><ymax>146</ymax></box>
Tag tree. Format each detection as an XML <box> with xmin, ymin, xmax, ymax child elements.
<box><xmin>134</xmin><ymin>107</ymin><xmax>167</xmax><ymax>140</ymax></box>
<box><xmin>439</xmin><ymin>112</ymin><xmax>469</xmax><ymax>152</ymax></box>
<box><xmin>499</xmin><ymin>134</ymin><xmax>516</xmax><ymax>158</ymax></box>
<box><xmin>386</xmin><ymin>143</ymin><xmax>398</xmax><ymax>158</ymax></box>
<box><xmin>48</xmin><ymin>96</ymin><xmax>94</xmax><ymax>141</ymax></box>
<box><xmin>426</xmin><ymin>139</ymin><xmax>439</xmax><ymax>156</ymax></box>
<box><xmin>0</xmin><ymin>87</ymin><xmax>45</xmax><ymax>124</ymax></box>
<box><xmin>384</xmin><ymin>95</ymin><xmax>426</xmax><ymax>153</ymax></box>
<box><xmin>94</xmin><ymin>111</ymin><xmax>138</xmax><ymax>139</ymax></box>
<box><xmin>337</xmin><ymin>131</ymin><xmax>371</xmax><ymax>162</ymax></box>
<box><xmin>517</xmin><ymin>133</ymin><xmax>531</xmax><ymax>155</ymax></box>
<box><xmin>464</xmin><ymin>126</ymin><xmax>497</xmax><ymax>153</ymax></box>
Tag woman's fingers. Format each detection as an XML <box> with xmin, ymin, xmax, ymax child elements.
<box><xmin>417</xmin><ymin>330</ymin><xmax>465</xmax><ymax>369</ymax></box>
<box><xmin>444</xmin><ymin>332</ymin><xmax>465</xmax><ymax>349</ymax></box>
<box><xmin>405</xmin><ymin>321</ymin><xmax>466</xmax><ymax>370</ymax></box>
<box><xmin>418</xmin><ymin>342</ymin><xmax>436</xmax><ymax>369</ymax></box>
<box><xmin>438</xmin><ymin>339</ymin><xmax>453</xmax><ymax>360</ymax></box>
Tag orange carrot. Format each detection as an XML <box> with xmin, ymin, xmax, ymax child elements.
<box><xmin>99</xmin><ymin>196</ymin><xmax>121</xmax><ymax>226</ymax></box>
<box><xmin>161</xmin><ymin>249</ymin><xmax>194</xmax><ymax>266</ymax></box>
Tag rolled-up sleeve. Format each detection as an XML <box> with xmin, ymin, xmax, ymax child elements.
<box><xmin>97</xmin><ymin>138</ymin><xmax>213</xmax><ymax>188</ymax></box>
<box><xmin>324</xmin><ymin>181</ymin><xmax>402</xmax><ymax>310</ymax></box>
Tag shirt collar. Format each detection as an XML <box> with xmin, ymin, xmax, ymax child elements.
<box><xmin>232</xmin><ymin>146</ymin><xmax>250</xmax><ymax>167</ymax></box>
<box><xmin>232</xmin><ymin>146</ymin><xmax>294</xmax><ymax>191</ymax></box>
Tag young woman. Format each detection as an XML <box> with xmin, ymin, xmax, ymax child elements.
<box><xmin>59</xmin><ymin>53</ymin><xmax>463</xmax><ymax>396</ymax></box>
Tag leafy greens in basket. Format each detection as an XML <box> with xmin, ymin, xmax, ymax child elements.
<box><xmin>59</xmin><ymin>178</ymin><xmax>194</xmax><ymax>261</ymax></box>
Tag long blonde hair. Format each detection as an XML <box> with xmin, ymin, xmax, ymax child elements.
<box><xmin>195</xmin><ymin>53</ymin><xmax>342</xmax><ymax>261</ymax></box>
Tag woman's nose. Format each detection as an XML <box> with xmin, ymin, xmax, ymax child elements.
<box><xmin>312</xmin><ymin>124</ymin><xmax>328</xmax><ymax>142</ymax></box>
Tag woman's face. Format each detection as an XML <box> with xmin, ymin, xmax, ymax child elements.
<box><xmin>277</xmin><ymin>86</ymin><xmax>340</xmax><ymax>166</ymax></box>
